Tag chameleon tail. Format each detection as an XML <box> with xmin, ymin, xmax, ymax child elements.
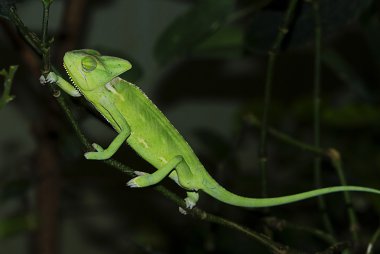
<box><xmin>200</xmin><ymin>170</ymin><xmax>380</xmax><ymax>208</ymax></box>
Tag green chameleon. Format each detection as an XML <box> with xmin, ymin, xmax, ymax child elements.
<box><xmin>40</xmin><ymin>49</ymin><xmax>380</xmax><ymax>211</ymax></box>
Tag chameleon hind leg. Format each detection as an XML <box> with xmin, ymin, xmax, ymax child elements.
<box><xmin>127</xmin><ymin>155</ymin><xmax>184</xmax><ymax>187</ymax></box>
<box><xmin>127</xmin><ymin>156</ymin><xmax>199</xmax><ymax>210</ymax></box>
<box><xmin>169</xmin><ymin>171</ymin><xmax>199</xmax><ymax>209</ymax></box>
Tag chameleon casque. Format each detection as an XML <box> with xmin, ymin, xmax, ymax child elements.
<box><xmin>40</xmin><ymin>49</ymin><xmax>380</xmax><ymax>210</ymax></box>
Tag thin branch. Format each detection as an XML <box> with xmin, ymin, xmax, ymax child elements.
<box><xmin>258</xmin><ymin>0</ymin><xmax>299</xmax><ymax>198</ymax></box>
<box><xmin>40</xmin><ymin>0</ymin><xmax>52</xmax><ymax>74</ymax></box>
<box><xmin>264</xmin><ymin>217</ymin><xmax>335</xmax><ymax>245</ymax></box>
<box><xmin>244</xmin><ymin>114</ymin><xmax>326</xmax><ymax>156</ymax></box>
<box><xmin>327</xmin><ymin>149</ymin><xmax>359</xmax><ymax>244</ymax></box>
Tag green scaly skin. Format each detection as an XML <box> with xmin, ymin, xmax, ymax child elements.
<box><xmin>40</xmin><ymin>49</ymin><xmax>380</xmax><ymax>210</ymax></box>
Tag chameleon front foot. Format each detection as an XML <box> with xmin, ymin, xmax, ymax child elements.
<box><xmin>84</xmin><ymin>143</ymin><xmax>111</xmax><ymax>160</ymax></box>
<box><xmin>39</xmin><ymin>72</ymin><xmax>58</xmax><ymax>85</ymax></box>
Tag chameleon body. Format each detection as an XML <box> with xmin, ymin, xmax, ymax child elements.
<box><xmin>41</xmin><ymin>49</ymin><xmax>380</xmax><ymax>210</ymax></box>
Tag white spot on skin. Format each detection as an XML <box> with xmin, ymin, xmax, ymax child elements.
<box><xmin>159</xmin><ymin>157</ymin><xmax>168</xmax><ymax>164</ymax></box>
<box><xmin>105</xmin><ymin>82</ymin><xmax>125</xmax><ymax>101</ymax></box>
<box><xmin>79</xmin><ymin>69</ymin><xmax>87</xmax><ymax>82</ymax></box>
<box><xmin>139</xmin><ymin>114</ymin><xmax>146</xmax><ymax>122</ymax></box>
<box><xmin>137</xmin><ymin>137</ymin><xmax>149</xmax><ymax>148</ymax></box>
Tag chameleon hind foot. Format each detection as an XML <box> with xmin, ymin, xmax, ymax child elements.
<box><xmin>91</xmin><ymin>143</ymin><xmax>104</xmax><ymax>152</ymax></box>
<box><xmin>126</xmin><ymin>171</ymin><xmax>149</xmax><ymax>188</ymax></box>
<box><xmin>178</xmin><ymin>192</ymin><xmax>200</xmax><ymax>215</ymax></box>
<box><xmin>184</xmin><ymin>191</ymin><xmax>199</xmax><ymax>209</ymax></box>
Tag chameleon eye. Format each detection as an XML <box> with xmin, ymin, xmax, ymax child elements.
<box><xmin>81</xmin><ymin>56</ymin><xmax>97</xmax><ymax>72</ymax></box>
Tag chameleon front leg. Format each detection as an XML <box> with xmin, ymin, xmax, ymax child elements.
<box><xmin>85</xmin><ymin>101</ymin><xmax>131</xmax><ymax>160</ymax></box>
<box><xmin>40</xmin><ymin>72</ymin><xmax>81</xmax><ymax>97</ymax></box>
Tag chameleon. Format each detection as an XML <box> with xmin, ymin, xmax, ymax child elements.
<box><xmin>40</xmin><ymin>49</ymin><xmax>380</xmax><ymax>210</ymax></box>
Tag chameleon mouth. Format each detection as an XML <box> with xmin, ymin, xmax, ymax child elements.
<box><xmin>63</xmin><ymin>62</ymin><xmax>81</xmax><ymax>94</ymax></box>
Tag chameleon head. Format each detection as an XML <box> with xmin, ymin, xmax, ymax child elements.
<box><xmin>63</xmin><ymin>49</ymin><xmax>132</xmax><ymax>92</ymax></box>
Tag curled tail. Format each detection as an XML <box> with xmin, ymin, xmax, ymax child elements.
<box><xmin>200</xmin><ymin>171</ymin><xmax>380</xmax><ymax>208</ymax></box>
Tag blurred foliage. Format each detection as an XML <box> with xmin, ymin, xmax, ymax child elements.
<box><xmin>154</xmin><ymin>0</ymin><xmax>235</xmax><ymax>64</ymax></box>
<box><xmin>0</xmin><ymin>215</ymin><xmax>35</xmax><ymax>239</ymax></box>
<box><xmin>155</xmin><ymin>0</ymin><xmax>375</xmax><ymax>62</ymax></box>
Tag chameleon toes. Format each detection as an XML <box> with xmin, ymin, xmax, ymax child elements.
<box><xmin>92</xmin><ymin>143</ymin><xmax>104</xmax><ymax>152</ymax></box>
<box><xmin>184</xmin><ymin>198</ymin><xmax>196</xmax><ymax>209</ymax></box>
<box><xmin>134</xmin><ymin>171</ymin><xmax>147</xmax><ymax>176</ymax></box>
<box><xmin>126</xmin><ymin>178</ymin><xmax>141</xmax><ymax>188</ymax></box>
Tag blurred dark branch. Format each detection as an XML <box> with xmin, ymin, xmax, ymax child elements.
<box><xmin>264</xmin><ymin>217</ymin><xmax>335</xmax><ymax>245</ymax></box>
<box><xmin>57</xmin><ymin>0</ymin><xmax>89</xmax><ymax>58</ymax></box>
<box><xmin>307</xmin><ymin>0</ymin><xmax>336</xmax><ymax>241</ymax></box>
<box><xmin>33</xmin><ymin>1</ymin><xmax>61</xmax><ymax>254</ymax></box>
<box><xmin>258</xmin><ymin>0</ymin><xmax>299</xmax><ymax>198</ymax></box>
<box><xmin>316</xmin><ymin>242</ymin><xmax>351</xmax><ymax>254</ymax></box>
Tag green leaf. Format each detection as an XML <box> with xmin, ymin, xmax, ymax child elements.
<box><xmin>154</xmin><ymin>0</ymin><xmax>234</xmax><ymax>64</ymax></box>
<box><xmin>0</xmin><ymin>65</ymin><xmax>18</xmax><ymax>109</ymax></box>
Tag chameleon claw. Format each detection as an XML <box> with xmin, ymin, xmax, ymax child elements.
<box><xmin>46</xmin><ymin>72</ymin><xmax>58</xmax><ymax>83</ymax></box>
<box><xmin>84</xmin><ymin>152</ymin><xmax>92</xmax><ymax>160</ymax></box>
<box><xmin>126</xmin><ymin>178</ymin><xmax>140</xmax><ymax>188</ymax></box>
<box><xmin>40</xmin><ymin>72</ymin><xmax>58</xmax><ymax>85</ymax></box>
<box><xmin>92</xmin><ymin>143</ymin><xmax>104</xmax><ymax>152</ymax></box>
<box><xmin>184</xmin><ymin>198</ymin><xmax>196</xmax><ymax>209</ymax></box>
<box><xmin>178</xmin><ymin>207</ymin><xmax>187</xmax><ymax>215</ymax></box>
<box><xmin>134</xmin><ymin>171</ymin><xmax>147</xmax><ymax>176</ymax></box>
<box><xmin>39</xmin><ymin>75</ymin><xmax>47</xmax><ymax>85</ymax></box>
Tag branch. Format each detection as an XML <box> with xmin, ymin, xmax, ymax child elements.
<box><xmin>258</xmin><ymin>0</ymin><xmax>300</xmax><ymax>198</ymax></box>
<box><xmin>0</xmin><ymin>65</ymin><xmax>18</xmax><ymax>109</ymax></box>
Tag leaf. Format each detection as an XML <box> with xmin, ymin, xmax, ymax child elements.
<box><xmin>154</xmin><ymin>0</ymin><xmax>234</xmax><ymax>64</ymax></box>
<box><xmin>246</xmin><ymin>0</ymin><xmax>373</xmax><ymax>53</ymax></box>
